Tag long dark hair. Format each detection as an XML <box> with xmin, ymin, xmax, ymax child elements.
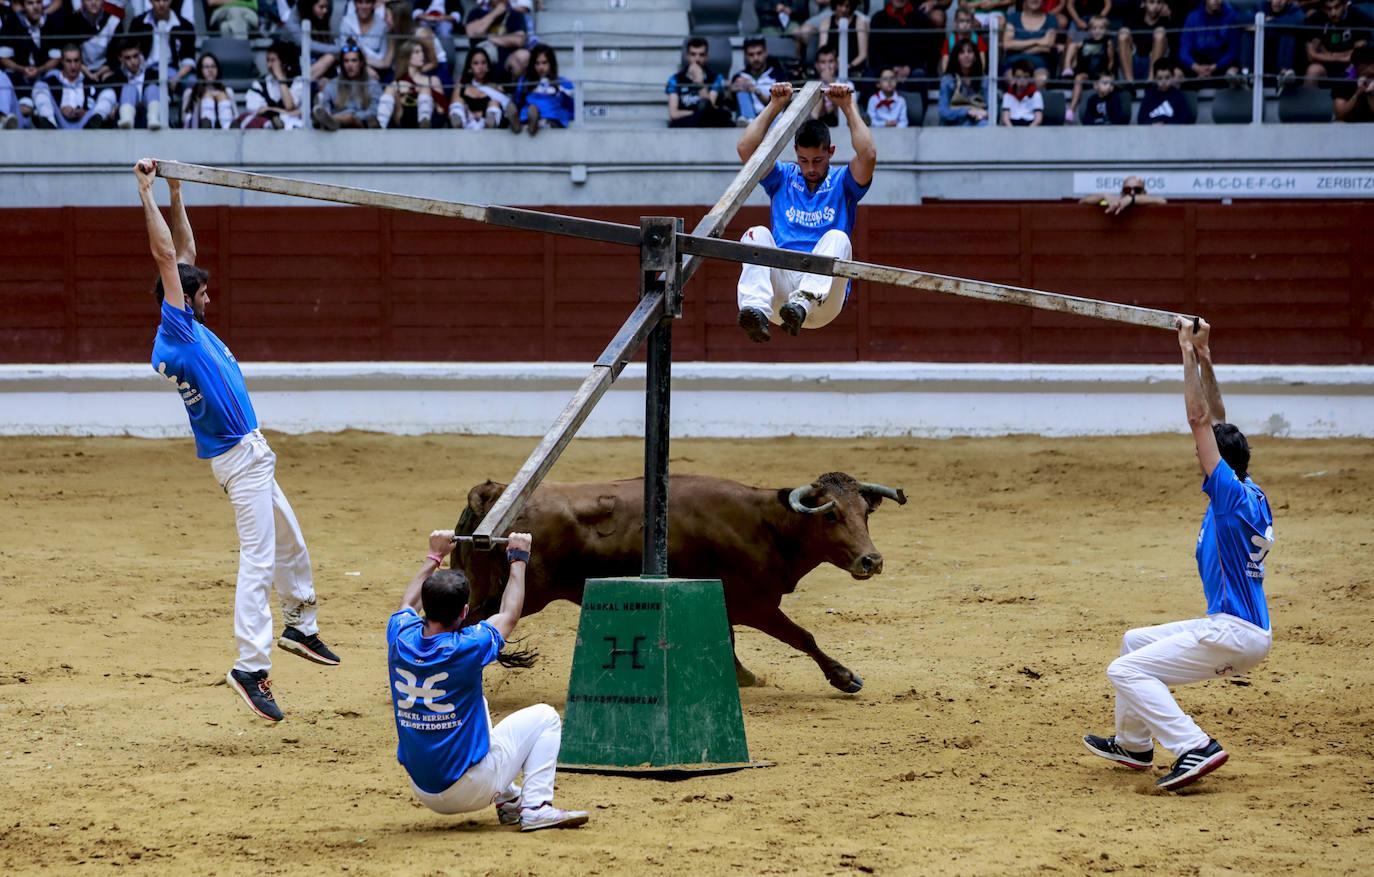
<box><xmin>188</xmin><ymin>53</ymin><xmax>223</xmax><ymax>106</ymax></box>
<box><xmin>302</xmin><ymin>0</ymin><xmax>332</xmax><ymax>29</ymax></box>
<box><xmin>460</xmin><ymin>47</ymin><xmax>493</xmax><ymax>85</ymax></box>
<box><xmin>528</xmin><ymin>43</ymin><xmax>559</xmax><ymax>80</ymax></box>
<box><xmin>952</xmin><ymin>38</ymin><xmax>983</xmax><ymax>79</ymax></box>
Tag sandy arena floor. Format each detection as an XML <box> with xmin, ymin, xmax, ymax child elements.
<box><xmin>1</xmin><ymin>431</ymin><xmax>1371</xmax><ymax>875</ymax></box>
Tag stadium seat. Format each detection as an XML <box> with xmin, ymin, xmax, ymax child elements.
<box><xmin>765</xmin><ymin>35</ymin><xmax>798</xmax><ymax>69</ymax></box>
<box><xmin>1210</xmin><ymin>86</ymin><xmax>1254</xmax><ymax>123</ymax></box>
<box><xmin>690</xmin><ymin>0</ymin><xmax>743</xmax><ymax>35</ymax></box>
<box><xmin>1183</xmin><ymin>90</ymin><xmax>1199</xmax><ymax>123</ymax></box>
<box><xmin>200</xmin><ymin>36</ymin><xmax>257</xmax><ymax>87</ymax></box>
<box><xmin>1040</xmin><ymin>90</ymin><xmax>1067</xmax><ymax>125</ymax></box>
<box><xmin>1278</xmin><ymin>86</ymin><xmax>1333</xmax><ymax>122</ymax></box>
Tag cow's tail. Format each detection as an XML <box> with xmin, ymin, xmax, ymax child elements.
<box><xmin>497</xmin><ymin>637</ymin><xmax>539</xmax><ymax>669</ymax></box>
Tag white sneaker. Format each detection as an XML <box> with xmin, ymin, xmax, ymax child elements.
<box><xmin>519</xmin><ymin>803</ymin><xmax>589</xmax><ymax>832</ymax></box>
<box><xmin>117</xmin><ymin>103</ymin><xmax>135</xmax><ymax>129</ymax></box>
<box><xmin>147</xmin><ymin>102</ymin><xmax>163</xmax><ymax>130</ymax></box>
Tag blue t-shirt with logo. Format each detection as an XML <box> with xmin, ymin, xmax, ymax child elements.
<box><xmin>1196</xmin><ymin>459</ymin><xmax>1273</xmax><ymax>630</ymax></box>
<box><xmin>387</xmin><ymin>609</ymin><xmax>505</xmax><ymax>795</ymax></box>
<box><xmin>150</xmin><ymin>300</ymin><xmax>257</xmax><ymax>459</ymax></box>
<box><xmin>761</xmin><ymin>161</ymin><xmax>870</xmax><ymax>253</ymax></box>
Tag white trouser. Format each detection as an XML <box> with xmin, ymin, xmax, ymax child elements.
<box><xmin>736</xmin><ymin>226</ymin><xmax>851</xmax><ymax>329</ymax></box>
<box><xmin>1108</xmin><ymin>613</ymin><xmax>1271</xmax><ymax>756</ymax></box>
<box><xmin>210</xmin><ymin>429</ymin><xmax>318</xmax><ymax>673</ymax></box>
<box><xmin>33</xmin><ymin>82</ymin><xmax>116</xmax><ymax>128</ymax></box>
<box><xmin>411</xmin><ymin>703</ymin><xmax>563</xmax><ymax>814</ymax></box>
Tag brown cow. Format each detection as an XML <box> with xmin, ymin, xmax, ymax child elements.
<box><xmin>453</xmin><ymin>471</ymin><xmax>906</xmax><ymax>693</ymax></box>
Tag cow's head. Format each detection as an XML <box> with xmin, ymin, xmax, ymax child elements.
<box><xmin>786</xmin><ymin>472</ymin><xmax>907</xmax><ymax>580</ymax></box>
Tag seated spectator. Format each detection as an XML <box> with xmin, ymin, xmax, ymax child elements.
<box><xmin>1065</xmin><ymin>0</ymin><xmax>1112</xmax><ymax>39</ymax></box>
<box><xmin>279</xmin><ymin>0</ymin><xmax>339</xmax><ymax>80</ymax></box>
<box><xmin>942</xmin><ymin>7</ymin><xmax>988</xmax><ymax>74</ymax></box>
<box><xmin>1079</xmin><ymin>175</ymin><xmax>1168</xmax><ymax>213</ymax></box>
<box><xmin>1305</xmin><ymin>0</ymin><xmax>1373</xmax><ymax>88</ymax></box>
<box><xmin>376</xmin><ymin>39</ymin><xmax>447</xmax><ymax>126</ymax></box>
<box><xmin>667</xmin><ymin>36</ymin><xmax>732</xmax><ymax>127</ymax></box>
<box><xmin>1</xmin><ymin>0</ymin><xmax>62</xmax><ymax>107</ymax></box>
<box><xmin>127</xmin><ymin>0</ymin><xmax>196</xmax><ymax>86</ymax></box>
<box><xmin>963</xmin><ymin>0</ymin><xmax>1016</xmax><ymax>30</ymax></box>
<box><xmin>207</xmin><ymin>0</ymin><xmax>259</xmax><ymax>40</ymax></box>
<box><xmin>731</xmin><ymin>36</ymin><xmax>787</xmax><ymax>122</ymax></box>
<box><xmin>795</xmin><ymin>0</ymin><xmax>833</xmax><ymax>61</ymax></box>
<box><xmin>869</xmin><ymin>0</ymin><xmax>940</xmax><ymax>98</ymax></box>
<box><xmin>999</xmin><ymin>56</ymin><xmax>1044</xmax><ymax>124</ymax></box>
<box><xmin>1064</xmin><ymin>14</ymin><xmax>1115</xmax><ymax>120</ymax></box>
<box><xmin>866</xmin><ymin>67</ymin><xmax>909</xmax><ymax>125</ymax></box>
<box><xmin>1079</xmin><ymin>69</ymin><xmax>1128</xmax><ymax>122</ymax></box>
<box><xmin>1138</xmin><ymin>55</ymin><xmax>1191</xmax><ymax>121</ymax></box>
<box><xmin>416</xmin><ymin>0</ymin><xmax>466</xmax><ymax>39</ymax></box>
<box><xmin>61</xmin><ymin>0</ymin><xmax>120</xmax><ymax>82</ymax></box>
<box><xmin>757</xmin><ymin>0</ymin><xmax>809</xmax><ymax>35</ymax></box>
<box><xmin>451</xmin><ymin>47</ymin><xmax>512</xmax><ymax>129</ymax></box>
<box><xmin>238</xmin><ymin>40</ymin><xmax>306</xmax><ymax>128</ymax></box>
<box><xmin>511</xmin><ymin>43</ymin><xmax>573</xmax><ymax>136</ymax></box>
<box><xmin>1333</xmin><ymin>43</ymin><xmax>1374</xmax><ymax>120</ymax></box>
<box><xmin>818</xmin><ymin>0</ymin><xmax>868</xmax><ymax>80</ymax></box>
<box><xmin>1257</xmin><ymin>0</ymin><xmax>1306</xmax><ymax>92</ymax></box>
<box><xmin>811</xmin><ymin>43</ymin><xmax>844</xmax><ymax>123</ymax></box>
<box><xmin>32</xmin><ymin>41</ymin><xmax>115</xmax><ymax>127</ymax></box>
<box><xmin>382</xmin><ymin>0</ymin><xmax>446</xmax><ymax>79</ymax></box>
<box><xmin>108</xmin><ymin>37</ymin><xmax>165</xmax><ymax>128</ymax></box>
<box><xmin>181</xmin><ymin>52</ymin><xmax>237</xmax><ymax>128</ymax></box>
<box><xmin>1180</xmin><ymin>0</ymin><xmax>1241</xmax><ymax>85</ymax></box>
<box><xmin>464</xmin><ymin>0</ymin><xmax>530</xmax><ymax>81</ymax></box>
<box><xmin>1002</xmin><ymin>0</ymin><xmax>1061</xmax><ymax>87</ymax></box>
<box><xmin>0</xmin><ymin>71</ymin><xmax>20</xmax><ymax>128</ymax></box>
<box><xmin>314</xmin><ymin>44</ymin><xmax>383</xmax><ymax>128</ymax></box>
<box><xmin>939</xmin><ymin>37</ymin><xmax>990</xmax><ymax>125</ymax></box>
<box><xmin>340</xmin><ymin>0</ymin><xmax>391</xmax><ymax>79</ymax></box>
<box><xmin>1117</xmin><ymin>0</ymin><xmax>1176</xmax><ymax>83</ymax></box>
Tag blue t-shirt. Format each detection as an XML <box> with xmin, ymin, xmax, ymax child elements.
<box><xmin>761</xmin><ymin>161</ymin><xmax>870</xmax><ymax>253</ymax></box>
<box><xmin>387</xmin><ymin>609</ymin><xmax>506</xmax><ymax>795</ymax></box>
<box><xmin>150</xmin><ymin>300</ymin><xmax>257</xmax><ymax>459</ymax></box>
<box><xmin>1195</xmin><ymin>459</ymin><xmax>1273</xmax><ymax>630</ymax></box>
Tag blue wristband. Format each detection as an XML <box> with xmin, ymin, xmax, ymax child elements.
<box><xmin>506</xmin><ymin>548</ymin><xmax>530</xmax><ymax>565</ymax></box>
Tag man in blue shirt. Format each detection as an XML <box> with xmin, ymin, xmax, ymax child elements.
<box><xmin>1083</xmin><ymin>317</ymin><xmax>1274</xmax><ymax>792</ymax></box>
<box><xmin>735</xmin><ymin>81</ymin><xmax>876</xmax><ymax>342</ymax></box>
<box><xmin>136</xmin><ymin>158</ymin><xmax>339</xmax><ymax>724</ymax></box>
<box><xmin>387</xmin><ymin>529</ymin><xmax>588</xmax><ymax>831</ymax></box>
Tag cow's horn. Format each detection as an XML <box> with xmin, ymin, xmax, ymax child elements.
<box><xmin>788</xmin><ymin>484</ymin><xmax>836</xmax><ymax>515</ymax></box>
<box><xmin>858</xmin><ymin>482</ymin><xmax>908</xmax><ymax>505</ymax></box>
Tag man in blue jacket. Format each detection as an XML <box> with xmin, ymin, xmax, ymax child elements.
<box><xmin>1180</xmin><ymin>0</ymin><xmax>1241</xmax><ymax>83</ymax></box>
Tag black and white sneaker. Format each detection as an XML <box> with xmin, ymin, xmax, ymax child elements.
<box><xmin>1082</xmin><ymin>734</ymin><xmax>1154</xmax><ymax>770</ymax></box>
<box><xmin>738</xmin><ymin>307</ymin><xmax>771</xmax><ymax>343</ymax></box>
<box><xmin>278</xmin><ymin>627</ymin><xmax>341</xmax><ymax>665</ymax></box>
<box><xmin>1156</xmin><ymin>739</ymin><xmax>1228</xmax><ymax>791</ymax></box>
<box><xmin>227</xmin><ymin>669</ymin><xmax>284</xmax><ymax>722</ymax></box>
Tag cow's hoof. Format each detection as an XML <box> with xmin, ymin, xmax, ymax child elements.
<box><xmin>736</xmin><ymin>665</ymin><xmax>759</xmax><ymax>687</ymax></box>
<box><xmin>835</xmin><ymin>674</ymin><xmax>863</xmax><ymax>694</ymax></box>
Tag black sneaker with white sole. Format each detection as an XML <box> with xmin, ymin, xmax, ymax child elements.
<box><xmin>738</xmin><ymin>307</ymin><xmax>771</xmax><ymax>343</ymax></box>
<box><xmin>1082</xmin><ymin>734</ymin><xmax>1154</xmax><ymax>769</ymax></box>
<box><xmin>1156</xmin><ymin>739</ymin><xmax>1228</xmax><ymax>791</ymax></box>
<box><xmin>279</xmin><ymin>627</ymin><xmax>341</xmax><ymax>665</ymax></box>
<box><xmin>227</xmin><ymin>668</ymin><xmax>284</xmax><ymax>722</ymax></box>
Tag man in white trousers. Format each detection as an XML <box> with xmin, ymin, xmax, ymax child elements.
<box><xmin>387</xmin><ymin>529</ymin><xmax>589</xmax><ymax>832</ymax></box>
<box><xmin>1083</xmin><ymin>316</ymin><xmax>1274</xmax><ymax>792</ymax></box>
<box><xmin>136</xmin><ymin>158</ymin><xmax>339</xmax><ymax>724</ymax></box>
<box><xmin>735</xmin><ymin>80</ymin><xmax>876</xmax><ymax>343</ymax></box>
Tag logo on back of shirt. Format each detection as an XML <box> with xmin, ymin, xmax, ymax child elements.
<box><xmin>157</xmin><ymin>361</ymin><xmax>204</xmax><ymax>407</ymax></box>
<box><xmin>394</xmin><ymin>668</ymin><xmax>454</xmax><ymax>714</ymax></box>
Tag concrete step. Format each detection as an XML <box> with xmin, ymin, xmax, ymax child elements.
<box><xmin>546</xmin><ymin>0</ymin><xmax>689</xmax><ymax>13</ymax></box>
<box><xmin>536</xmin><ymin>10</ymin><xmax>690</xmax><ymax>39</ymax></box>
<box><xmin>548</xmin><ymin>44</ymin><xmax>689</xmax><ymax>69</ymax></box>
<box><xmin>579</xmin><ymin>98</ymin><xmax>672</xmax><ymax>125</ymax></box>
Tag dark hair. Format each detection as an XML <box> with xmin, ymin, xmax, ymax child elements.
<box><xmin>461</xmin><ymin>46</ymin><xmax>493</xmax><ymax>83</ymax></box>
<box><xmin>267</xmin><ymin>40</ymin><xmax>301</xmax><ymax>78</ymax></box>
<box><xmin>1352</xmin><ymin>44</ymin><xmax>1374</xmax><ymax>66</ymax></box>
<box><xmin>795</xmin><ymin>118</ymin><xmax>831</xmax><ymax>149</ymax></box>
<box><xmin>1010</xmin><ymin>57</ymin><xmax>1034</xmax><ymax>75</ymax></box>
<box><xmin>115</xmin><ymin>37</ymin><xmax>141</xmax><ymax>58</ymax></box>
<box><xmin>188</xmin><ymin>52</ymin><xmax>224</xmax><ymax>110</ymax></box>
<box><xmin>1153</xmin><ymin>55</ymin><xmax>1175</xmax><ymax>74</ymax></box>
<box><xmin>153</xmin><ymin>263</ymin><xmax>211</xmax><ymax>307</ymax></box>
<box><xmin>421</xmin><ymin>569</ymin><xmax>471</xmax><ymax>625</ymax></box>
<box><xmin>686</xmin><ymin>36</ymin><xmax>709</xmax><ymax>52</ymax></box>
<box><xmin>529</xmin><ymin>43</ymin><xmax>559</xmax><ymax>79</ymax></box>
<box><xmin>1213</xmin><ymin>423</ymin><xmax>1251</xmax><ymax>480</ymax></box>
<box><xmin>743</xmin><ymin>36</ymin><xmax>766</xmax><ymax>51</ymax></box>
<box><xmin>952</xmin><ymin>37</ymin><xmax>983</xmax><ymax>79</ymax></box>
<box><xmin>303</xmin><ymin>0</ymin><xmax>332</xmax><ymax>28</ymax></box>
<box><xmin>61</xmin><ymin>42</ymin><xmax>82</xmax><ymax>57</ymax></box>
<box><xmin>816</xmin><ymin>44</ymin><xmax>838</xmax><ymax>60</ymax></box>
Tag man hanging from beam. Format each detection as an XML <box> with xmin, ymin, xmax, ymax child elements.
<box><xmin>736</xmin><ymin>81</ymin><xmax>876</xmax><ymax>343</ymax></box>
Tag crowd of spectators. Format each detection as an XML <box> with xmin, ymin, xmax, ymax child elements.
<box><xmin>0</xmin><ymin>0</ymin><xmax>571</xmax><ymax>130</ymax></box>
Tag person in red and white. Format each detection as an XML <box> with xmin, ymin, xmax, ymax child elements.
<box><xmin>865</xmin><ymin>68</ymin><xmax>909</xmax><ymax>127</ymax></box>
<box><xmin>999</xmin><ymin>57</ymin><xmax>1044</xmax><ymax>126</ymax></box>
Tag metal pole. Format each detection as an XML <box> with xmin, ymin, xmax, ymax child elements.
<box><xmin>573</xmin><ymin>20</ymin><xmax>585</xmax><ymax>129</ymax></box>
<box><xmin>638</xmin><ymin>216</ymin><xmax>680</xmax><ymax>577</ymax></box>
<box><xmin>987</xmin><ymin>15</ymin><xmax>1000</xmax><ymax>125</ymax></box>
<box><xmin>837</xmin><ymin>16</ymin><xmax>850</xmax><ymax>87</ymax></box>
<box><xmin>302</xmin><ymin>20</ymin><xmax>313</xmax><ymax>128</ymax></box>
<box><xmin>157</xmin><ymin>32</ymin><xmax>168</xmax><ymax>129</ymax></box>
<box><xmin>1251</xmin><ymin>11</ymin><xmax>1265</xmax><ymax>123</ymax></box>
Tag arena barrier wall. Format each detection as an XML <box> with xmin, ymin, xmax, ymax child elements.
<box><xmin>3</xmin><ymin>362</ymin><xmax>1369</xmax><ymax>439</ymax></box>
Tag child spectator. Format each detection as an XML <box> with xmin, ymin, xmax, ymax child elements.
<box><xmin>279</xmin><ymin>0</ymin><xmax>339</xmax><ymax>80</ymax></box>
<box><xmin>31</xmin><ymin>41</ymin><xmax>115</xmax><ymax>127</ymax></box>
<box><xmin>1065</xmin><ymin>0</ymin><xmax>1112</xmax><ymax>39</ymax></box>
<box><xmin>451</xmin><ymin>46</ymin><xmax>512</xmax><ymax>129</ymax></box>
<box><xmin>1117</xmin><ymin>0</ymin><xmax>1176</xmax><ymax>83</ymax></box>
<box><xmin>109</xmin><ymin>37</ymin><xmax>164</xmax><ymax>128</ymax></box>
<box><xmin>666</xmin><ymin>36</ymin><xmax>732</xmax><ymax>127</ymax></box>
<box><xmin>865</xmin><ymin>67</ymin><xmax>909</xmax><ymax>125</ymax></box>
<box><xmin>942</xmin><ymin>7</ymin><xmax>988</xmax><ymax>74</ymax></box>
<box><xmin>1304</xmin><ymin>0</ymin><xmax>1373</xmax><ymax>88</ymax></box>
<box><xmin>939</xmin><ymin>36</ymin><xmax>990</xmax><ymax>125</ymax></box>
<box><xmin>340</xmin><ymin>0</ymin><xmax>390</xmax><ymax>78</ymax></box>
<box><xmin>181</xmin><ymin>52</ymin><xmax>237</xmax><ymax>128</ymax></box>
<box><xmin>1180</xmin><ymin>0</ymin><xmax>1242</xmax><ymax>84</ymax></box>
<box><xmin>1064</xmin><ymin>14</ymin><xmax>1115</xmax><ymax>120</ymax></box>
<box><xmin>1002</xmin><ymin>0</ymin><xmax>1060</xmax><ymax>88</ymax></box>
<box><xmin>511</xmin><ymin>43</ymin><xmax>573</xmax><ymax>135</ymax></box>
<box><xmin>314</xmin><ymin>44</ymin><xmax>383</xmax><ymax>128</ymax></box>
<box><xmin>730</xmin><ymin>36</ymin><xmax>787</xmax><ymax>122</ymax></box>
<box><xmin>464</xmin><ymin>0</ymin><xmax>531</xmax><ymax>81</ymax></box>
<box><xmin>1080</xmin><ymin>70</ymin><xmax>1127</xmax><ymax>122</ymax></box>
<box><xmin>239</xmin><ymin>41</ymin><xmax>306</xmax><ymax>128</ymax></box>
<box><xmin>377</xmin><ymin>38</ymin><xmax>446</xmax><ymax>126</ymax></box>
<box><xmin>1000</xmin><ymin>57</ymin><xmax>1044</xmax><ymax>124</ymax></box>
<box><xmin>1138</xmin><ymin>55</ymin><xmax>1191</xmax><ymax>122</ymax></box>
